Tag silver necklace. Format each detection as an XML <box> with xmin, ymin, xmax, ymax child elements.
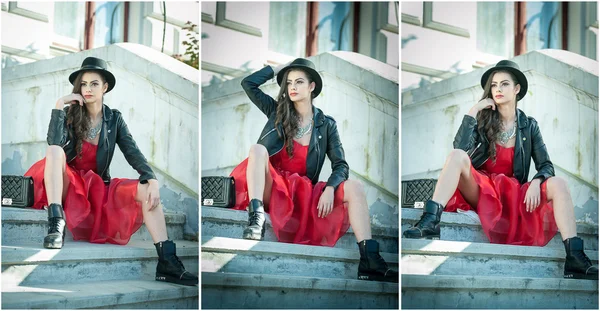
<box><xmin>295</xmin><ymin>120</ymin><xmax>313</xmax><ymax>139</ymax></box>
<box><xmin>499</xmin><ymin>121</ymin><xmax>516</xmax><ymax>145</ymax></box>
<box><xmin>87</xmin><ymin>119</ymin><xmax>103</xmax><ymax>140</ymax></box>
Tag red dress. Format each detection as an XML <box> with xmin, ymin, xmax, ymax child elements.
<box><xmin>445</xmin><ymin>143</ymin><xmax>558</xmax><ymax>246</ymax></box>
<box><xmin>230</xmin><ymin>140</ymin><xmax>350</xmax><ymax>247</ymax></box>
<box><xmin>24</xmin><ymin>140</ymin><xmax>143</xmax><ymax>245</ymax></box>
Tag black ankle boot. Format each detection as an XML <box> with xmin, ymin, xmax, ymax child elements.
<box><xmin>563</xmin><ymin>237</ymin><xmax>598</xmax><ymax>280</ymax></box>
<box><xmin>402</xmin><ymin>200</ymin><xmax>444</xmax><ymax>239</ymax></box>
<box><xmin>357</xmin><ymin>239</ymin><xmax>398</xmax><ymax>283</ymax></box>
<box><xmin>155</xmin><ymin>240</ymin><xmax>198</xmax><ymax>286</ymax></box>
<box><xmin>243</xmin><ymin>199</ymin><xmax>266</xmax><ymax>240</ymax></box>
<box><xmin>43</xmin><ymin>203</ymin><xmax>66</xmax><ymax>249</ymax></box>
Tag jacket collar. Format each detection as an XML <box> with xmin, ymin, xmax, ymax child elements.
<box><xmin>312</xmin><ymin>105</ymin><xmax>325</xmax><ymax>127</ymax></box>
<box><xmin>516</xmin><ymin>108</ymin><xmax>528</xmax><ymax>129</ymax></box>
<box><xmin>102</xmin><ymin>104</ymin><xmax>113</xmax><ymax>121</ymax></box>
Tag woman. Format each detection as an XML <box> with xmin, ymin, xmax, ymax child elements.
<box><xmin>229</xmin><ymin>58</ymin><xmax>398</xmax><ymax>283</ymax></box>
<box><xmin>24</xmin><ymin>57</ymin><xmax>198</xmax><ymax>286</ymax></box>
<box><xmin>403</xmin><ymin>60</ymin><xmax>598</xmax><ymax>280</ymax></box>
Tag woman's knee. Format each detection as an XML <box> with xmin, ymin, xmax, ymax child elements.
<box><xmin>46</xmin><ymin>145</ymin><xmax>65</xmax><ymax>161</ymax></box>
<box><xmin>136</xmin><ymin>182</ymin><xmax>149</xmax><ymax>204</ymax></box>
<box><xmin>547</xmin><ymin>176</ymin><xmax>569</xmax><ymax>196</ymax></box>
<box><xmin>344</xmin><ymin>179</ymin><xmax>366</xmax><ymax>198</ymax></box>
<box><xmin>248</xmin><ymin>144</ymin><xmax>268</xmax><ymax>161</ymax></box>
<box><xmin>448</xmin><ymin>149</ymin><xmax>470</xmax><ymax>169</ymax></box>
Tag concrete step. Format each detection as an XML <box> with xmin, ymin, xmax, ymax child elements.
<box><xmin>1</xmin><ymin>206</ymin><xmax>186</xmax><ymax>245</ymax></box>
<box><xmin>401</xmin><ymin>207</ymin><xmax>599</xmax><ymax>250</ymax></box>
<box><xmin>202</xmin><ymin>271</ymin><xmax>398</xmax><ymax>309</ymax></box>
<box><xmin>2</xmin><ymin>279</ymin><xmax>198</xmax><ymax>309</ymax></box>
<box><xmin>401</xmin><ymin>274</ymin><xmax>598</xmax><ymax>309</ymax></box>
<box><xmin>2</xmin><ymin>240</ymin><xmax>198</xmax><ymax>287</ymax></box>
<box><xmin>201</xmin><ymin>206</ymin><xmax>399</xmax><ymax>253</ymax></box>
<box><xmin>202</xmin><ymin>236</ymin><xmax>398</xmax><ymax>280</ymax></box>
<box><xmin>402</xmin><ymin>239</ymin><xmax>599</xmax><ymax>279</ymax></box>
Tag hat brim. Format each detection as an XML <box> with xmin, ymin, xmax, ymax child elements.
<box><xmin>480</xmin><ymin>66</ymin><xmax>527</xmax><ymax>100</ymax></box>
<box><xmin>69</xmin><ymin>68</ymin><xmax>116</xmax><ymax>93</ymax></box>
<box><xmin>276</xmin><ymin>65</ymin><xmax>323</xmax><ymax>98</ymax></box>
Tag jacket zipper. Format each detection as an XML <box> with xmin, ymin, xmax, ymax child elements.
<box><xmin>312</xmin><ymin>128</ymin><xmax>320</xmax><ymax>181</ymax></box>
<box><xmin>468</xmin><ymin>142</ymin><xmax>481</xmax><ymax>157</ymax></box>
<box><xmin>259</xmin><ymin>128</ymin><xmax>277</xmax><ymax>141</ymax></box>
<box><xmin>99</xmin><ymin>124</ymin><xmax>110</xmax><ymax>181</ymax></box>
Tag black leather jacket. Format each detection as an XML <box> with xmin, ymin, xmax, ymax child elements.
<box><xmin>240</xmin><ymin>65</ymin><xmax>349</xmax><ymax>191</ymax></box>
<box><xmin>47</xmin><ymin>104</ymin><xmax>156</xmax><ymax>184</ymax></box>
<box><xmin>453</xmin><ymin>108</ymin><xmax>554</xmax><ymax>184</ymax></box>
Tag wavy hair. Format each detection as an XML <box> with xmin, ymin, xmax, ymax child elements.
<box><xmin>274</xmin><ymin>68</ymin><xmax>314</xmax><ymax>158</ymax></box>
<box><xmin>66</xmin><ymin>70</ymin><xmax>106</xmax><ymax>158</ymax></box>
<box><xmin>476</xmin><ymin>70</ymin><xmax>519</xmax><ymax>162</ymax></box>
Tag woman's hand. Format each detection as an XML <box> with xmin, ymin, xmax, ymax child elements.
<box><xmin>317</xmin><ymin>186</ymin><xmax>335</xmax><ymax>218</ymax></box>
<box><xmin>272</xmin><ymin>60</ymin><xmax>293</xmax><ymax>76</ymax></box>
<box><xmin>524</xmin><ymin>179</ymin><xmax>541</xmax><ymax>213</ymax></box>
<box><xmin>468</xmin><ymin>98</ymin><xmax>496</xmax><ymax>117</ymax></box>
<box><xmin>146</xmin><ymin>179</ymin><xmax>161</xmax><ymax>211</ymax></box>
<box><xmin>56</xmin><ymin>93</ymin><xmax>86</xmax><ymax>109</ymax></box>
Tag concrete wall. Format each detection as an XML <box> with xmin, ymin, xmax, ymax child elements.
<box><xmin>202</xmin><ymin>51</ymin><xmax>399</xmax><ymax>227</ymax></box>
<box><xmin>401</xmin><ymin>49</ymin><xmax>599</xmax><ymax>225</ymax></box>
<box><xmin>1</xmin><ymin>43</ymin><xmax>199</xmax><ymax>238</ymax></box>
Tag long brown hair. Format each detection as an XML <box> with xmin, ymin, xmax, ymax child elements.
<box><xmin>66</xmin><ymin>70</ymin><xmax>106</xmax><ymax>158</ymax></box>
<box><xmin>477</xmin><ymin>70</ymin><xmax>519</xmax><ymax>162</ymax></box>
<box><xmin>274</xmin><ymin>68</ymin><xmax>315</xmax><ymax>157</ymax></box>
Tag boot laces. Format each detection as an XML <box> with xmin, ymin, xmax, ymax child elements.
<box><xmin>248</xmin><ymin>212</ymin><xmax>261</xmax><ymax>226</ymax></box>
<box><xmin>48</xmin><ymin>218</ymin><xmax>63</xmax><ymax>233</ymax></box>
<box><xmin>576</xmin><ymin>251</ymin><xmax>593</xmax><ymax>267</ymax></box>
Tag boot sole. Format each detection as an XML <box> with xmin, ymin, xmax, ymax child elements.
<box><xmin>156</xmin><ymin>274</ymin><xmax>198</xmax><ymax>286</ymax></box>
<box><xmin>358</xmin><ymin>273</ymin><xmax>398</xmax><ymax>283</ymax></box>
<box><xmin>242</xmin><ymin>226</ymin><xmax>265</xmax><ymax>240</ymax></box>
<box><xmin>43</xmin><ymin>231</ymin><xmax>66</xmax><ymax>249</ymax></box>
<box><xmin>564</xmin><ymin>273</ymin><xmax>599</xmax><ymax>280</ymax></box>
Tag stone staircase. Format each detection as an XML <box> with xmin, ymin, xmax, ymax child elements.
<box><xmin>201</xmin><ymin>205</ymin><xmax>399</xmax><ymax>309</ymax></box>
<box><xmin>401</xmin><ymin>207</ymin><xmax>599</xmax><ymax>309</ymax></box>
<box><xmin>1</xmin><ymin>206</ymin><xmax>199</xmax><ymax>309</ymax></box>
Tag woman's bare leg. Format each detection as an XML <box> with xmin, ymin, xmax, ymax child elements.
<box><xmin>545</xmin><ymin>176</ymin><xmax>577</xmax><ymax>240</ymax></box>
<box><xmin>246</xmin><ymin>144</ymin><xmax>273</xmax><ymax>205</ymax></box>
<box><xmin>432</xmin><ymin>149</ymin><xmax>480</xmax><ymax>207</ymax></box>
<box><xmin>343</xmin><ymin>179</ymin><xmax>372</xmax><ymax>242</ymax></box>
<box><xmin>44</xmin><ymin>145</ymin><xmax>70</xmax><ymax>204</ymax></box>
<box><xmin>136</xmin><ymin>183</ymin><xmax>168</xmax><ymax>243</ymax></box>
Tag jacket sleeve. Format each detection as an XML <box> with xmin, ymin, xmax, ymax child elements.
<box><xmin>115</xmin><ymin>113</ymin><xmax>157</xmax><ymax>183</ymax></box>
<box><xmin>325</xmin><ymin>120</ymin><xmax>350</xmax><ymax>191</ymax></box>
<box><xmin>47</xmin><ymin>107</ymin><xmax>69</xmax><ymax>146</ymax></box>
<box><xmin>240</xmin><ymin>65</ymin><xmax>278</xmax><ymax>117</ymax></box>
<box><xmin>530</xmin><ymin>119</ymin><xmax>555</xmax><ymax>182</ymax></box>
<box><xmin>453</xmin><ymin>114</ymin><xmax>479</xmax><ymax>151</ymax></box>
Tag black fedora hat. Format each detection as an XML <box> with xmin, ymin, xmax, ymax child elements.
<box><xmin>69</xmin><ymin>57</ymin><xmax>116</xmax><ymax>93</ymax></box>
<box><xmin>480</xmin><ymin>60</ymin><xmax>528</xmax><ymax>101</ymax></box>
<box><xmin>276</xmin><ymin>58</ymin><xmax>323</xmax><ymax>98</ymax></box>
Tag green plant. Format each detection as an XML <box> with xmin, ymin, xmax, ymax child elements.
<box><xmin>173</xmin><ymin>21</ymin><xmax>199</xmax><ymax>69</ymax></box>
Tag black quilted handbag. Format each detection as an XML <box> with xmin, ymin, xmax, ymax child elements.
<box><xmin>401</xmin><ymin>179</ymin><xmax>437</xmax><ymax>208</ymax></box>
<box><xmin>1</xmin><ymin>175</ymin><xmax>34</xmax><ymax>207</ymax></box>
<box><xmin>201</xmin><ymin>176</ymin><xmax>235</xmax><ymax>208</ymax></box>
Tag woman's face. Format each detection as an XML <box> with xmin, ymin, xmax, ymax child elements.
<box><xmin>286</xmin><ymin>70</ymin><xmax>315</xmax><ymax>103</ymax></box>
<box><xmin>490</xmin><ymin>71</ymin><xmax>520</xmax><ymax>105</ymax></box>
<box><xmin>80</xmin><ymin>72</ymin><xmax>108</xmax><ymax>105</ymax></box>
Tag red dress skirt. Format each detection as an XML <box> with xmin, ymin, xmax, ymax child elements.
<box><xmin>24</xmin><ymin>141</ymin><xmax>143</xmax><ymax>245</ymax></box>
<box><xmin>230</xmin><ymin>141</ymin><xmax>350</xmax><ymax>247</ymax></box>
<box><xmin>445</xmin><ymin>143</ymin><xmax>558</xmax><ymax>246</ymax></box>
